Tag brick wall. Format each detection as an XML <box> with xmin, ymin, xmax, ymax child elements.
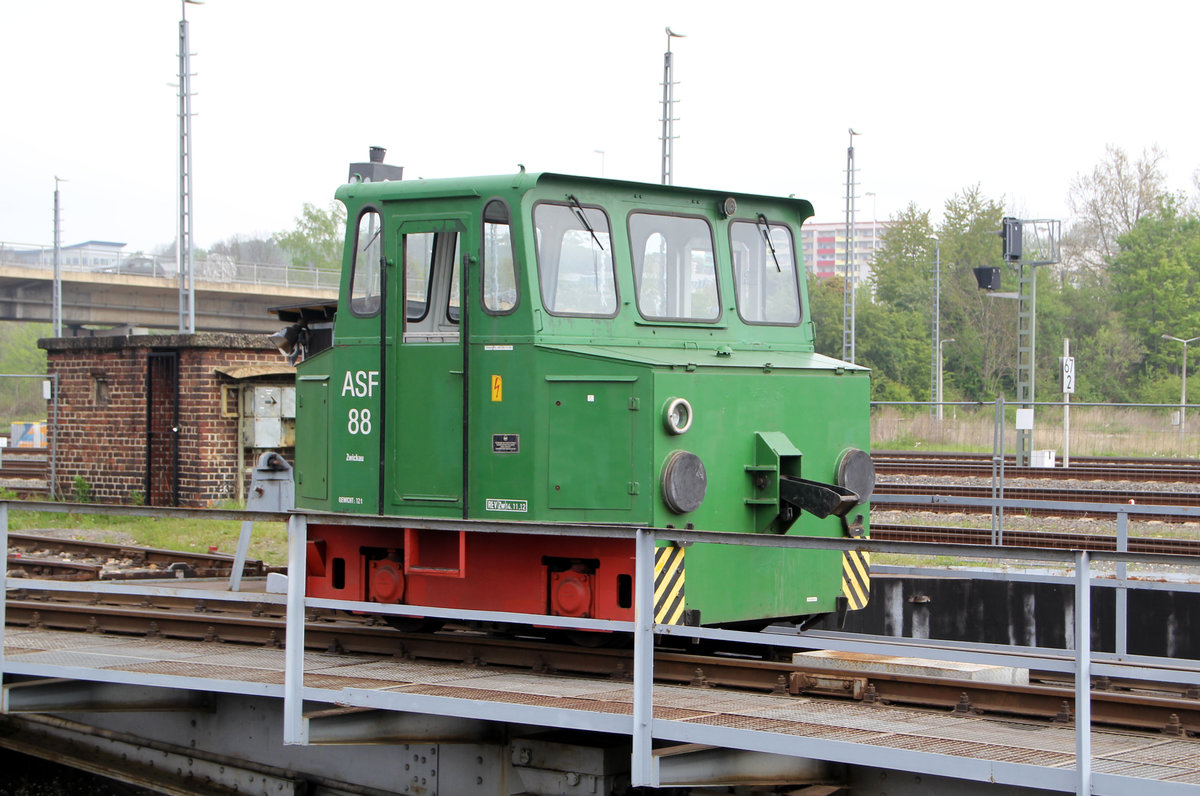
<box><xmin>40</xmin><ymin>333</ymin><xmax>293</xmax><ymax>507</ymax></box>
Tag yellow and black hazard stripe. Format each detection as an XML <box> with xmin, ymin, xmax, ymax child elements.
<box><xmin>654</xmin><ymin>545</ymin><xmax>685</xmax><ymax>625</ymax></box>
<box><xmin>842</xmin><ymin>550</ymin><xmax>871</xmax><ymax>611</ymax></box>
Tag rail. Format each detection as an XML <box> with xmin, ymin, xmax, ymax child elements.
<box><xmin>3</xmin><ymin>499</ymin><xmax>1200</xmax><ymax>795</ymax></box>
<box><xmin>0</xmin><ymin>242</ymin><xmax>339</xmax><ymax>291</ymax></box>
<box><xmin>874</xmin><ymin>450</ymin><xmax>1200</xmax><ymax>482</ymax></box>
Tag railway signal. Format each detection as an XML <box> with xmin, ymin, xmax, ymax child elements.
<box><xmin>979</xmin><ymin>217</ymin><xmax>1062</xmax><ymax>466</ymax></box>
<box><xmin>999</xmin><ymin>216</ymin><xmax>1023</xmax><ymax>261</ymax></box>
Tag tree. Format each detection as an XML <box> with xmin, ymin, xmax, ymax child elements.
<box><xmin>864</xmin><ymin>190</ymin><xmax>1018</xmax><ymax>402</ymax></box>
<box><xmin>274</xmin><ymin>202</ymin><xmax>346</xmax><ymax>271</ymax></box>
<box><xmin>1063</xmin><ymin>144</ymin><xmax>1168</xmax><ymax>276</ymax></box>
<box><xmin>1067</xmin><ymin>307</ymin><xmax>1145</xmax><ymax>402</ymax></box>
<box><xmin>852</xmin><ymin>297</ymin><xmax>930</xmax><ymax>402</ymax></box>
<box><xmin>933</xmin><ymin>186</ymin><xmax>1012</xmax><ymax>400</ymax></box>
<box><xmin>1109</xmin><ymin>200</ymin><xmax>1200</xmax><ymax>380</ymax></box>
<box><xmin>870</xmin><ymin>203</ymin><xmax>936</xmax><ymax>314</ymax></box>
<box><xmin>805</xmin><ymin>164</ymin><xmax>1200</xmax><ymax>408</ymax></box>
<box><xmin>808</xmin><ymin>272</ymin><xmax>928</xmax><ymax>401</ymax></box>
<box><xmin>210</xmin><ymin>234</ymin><xmax>287</xmax><ymax>266</ymax></box>
<box><xmin>0</xmin><ymin>321</ymin><xmax>47</xmax><ymax>375</ymax></box>
<box><xmin>808</xmin><ymin>201</ymin><xmax>941</xmax><ymax>402</ymax></box>
<box><xmin>806</xmin><ymin>273</ymin><xmax>844</xmax><ymax>358</ymax></box>
<box><xmin>0</xmin><ymin>321</ymin><xmax>49</xmax><ymax>426</ymax></box>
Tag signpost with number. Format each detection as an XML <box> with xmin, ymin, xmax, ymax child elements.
<box><xmin>1062</xmin><ymin>354</ymin><xmax>1076</xmax><ymax>395</ymax></box>
<box><xmin>1061</xmin><ymin>340</ymin><xmax>1074</xmax><ymax>467</ymax></box>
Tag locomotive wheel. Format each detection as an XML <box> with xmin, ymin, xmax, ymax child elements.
<box><xmin>383</xmin><ymin>616</ymin><xmax>445</xmax><ymax>633</ymax></box>
<box><xmin>558</xmin><ymin>629</ymin><xmax>632</xmax><ymax>648</ymax></box>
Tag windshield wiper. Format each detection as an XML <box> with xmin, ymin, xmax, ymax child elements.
<box><xmin>568</xmin><ymin>195</ymin><xmax>605</xmax><ymax>252</ymax></box>
<box><xmin>361</xmin><ymin>226</ymin><xmax>382</xmax><ymax>252</ymax></box>
<box><xmin>757</xmin><ymin>213</ymin><xmax>781</xmax><ymax>272</ymax></box>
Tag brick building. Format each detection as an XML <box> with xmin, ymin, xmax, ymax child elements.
<box><xmin>40</xmin><ymin>333</ymin><xmax>294</xmax><ymax>507</ymax></box>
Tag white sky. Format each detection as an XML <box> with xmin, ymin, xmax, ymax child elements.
<box><xmin>3</xmin><ymin>0</ymin><xmax>1198</xmax><ymax>253</ymax></box>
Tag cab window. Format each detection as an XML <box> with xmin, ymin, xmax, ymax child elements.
<box><xmin>730</xmin><ymin>218</ymin><xmax>801</xmax><ymax>325</ymax></box>
<box><xmin>401</xmin><ymin>228</ymin><xmax>461</xmax><ymax>342</ymax></box>
<box><xmin>629</xmin><ymin>213</ymin><xmax>718</xmax><ymax>322</ymax></box>
<box><xmin>482</xmin><ymin>199</ymin><xmax>517</xmax><ymax>314</ymax></box>
<box><xmin>403</xmin><ymin>231</ymin><xmax>462</xmax><ymax>325</ymax></box>
<box><xmin>447</xmin><ymin>234</ymin><xmax>461</xmax><ymax>322</ymax></box>
<box><xmin>350</xmin><ymin>209</ymin><xmax>382</xmax><ymax>317</ymax></box>
<box><xmin>534</xmin><ymin>201</ymin><xmax>616</xmax><ymax>316</ymax></box>
<box><xmin>404</xmin><ymin>232</ymin><xmax>436</xmax><ymax>321</ymax></box>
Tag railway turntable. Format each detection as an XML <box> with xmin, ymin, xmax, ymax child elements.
<box><xmin>7</xmin><ymin>494</ymin><xmax>1200</xmax><ymax>794</ymax></box>
<box><xmin>4</xmin><ymin>620</ymin><xmax>1200</xmax><ymax>795</ymax></box>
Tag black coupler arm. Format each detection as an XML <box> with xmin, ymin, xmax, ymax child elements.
<box><xmin>779</xmin><ymin>474</ymin><xmax>860</xmax><ymax>519</ymax></box>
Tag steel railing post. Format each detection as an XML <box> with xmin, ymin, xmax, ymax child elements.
<box><xmin>1075</xmin><ymin>550</ymin><xmax>1092</xmax><ymax>796</ymax></box>
<box><xmin>1116</xmin><ymin>512</ymin><xmax>1128</xmax><ymax>660</ymax></box>
<box><xmin>991</xmin><ymin>395</ymin><xmax>1006</xmax><ymax>546</ymax></box>
<box><xmin>283</xmin><ymin>513</ymin><xmax>308</xmax><ymax>745</ymax></box>
<box><xmin>631</xmin><ymin>528</ymin><xmax>658</xmax><ymax>787</ymax></box>
<box><xmin>0</xmin><ymin>501</ymin><xmax>8</xmax><ymax>679</ymax></box>
<box><xmin>228</xmin><ymin>519</ymin><xmax>254</xmax><ymax>593</ymax></box>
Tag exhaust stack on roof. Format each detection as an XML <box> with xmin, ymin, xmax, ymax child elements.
<box><xmin>349</xmin><ymin>146</ymin><xmax>403</xmax><ymax>183</ymax></box>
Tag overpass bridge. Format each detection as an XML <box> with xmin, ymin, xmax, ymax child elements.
<box><xmin>0</xmin><ymin>243</ymin><xmax>338</xmax><ymax>334</ymax></box>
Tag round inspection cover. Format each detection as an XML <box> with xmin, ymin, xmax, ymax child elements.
<box><xmin>662</xmin><ymin>450</ymin><xmax>707</xmax><ymax>514</ymax></box>
<box><xmin>551</xmin><ymin>571</ymin><xmax>592</xmax><ymax>617</ymax></box>
<box><xmin>369</xmin><ymin>559</ymin><xmax>405</xmax><ymax>603</ymax></box>
<box><xmin>837</xmin><ymin>448</ymin><xmax>876</xmax><ymax>500</ymax></box>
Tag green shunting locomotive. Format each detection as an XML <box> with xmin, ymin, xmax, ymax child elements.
<box><xmin>274</xmin><ymin>159</ymin><xmax>874</xmax><ymax>631</ymax></box>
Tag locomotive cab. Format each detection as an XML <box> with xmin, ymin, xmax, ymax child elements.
<box><xmin>288</xmin><ymin>168</ymin><xmax>873</xmax><ymax>629</ymax></box>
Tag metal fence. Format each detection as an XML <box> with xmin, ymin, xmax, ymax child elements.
<box><xmin>874</xmin><ymin>399</ymin><xmax>1199</xmax><ymax>460</ymax></box>
<box><xmin>0</xmin><ymin>242</ymin><xmax>339</xmax><ymax>291</ymax></box>
<box><xmin>3</xmin><ymin>497</ymin><xmax>1199</xmax><ymax>794</ymax></box>
<box><xmin>0</xmin><ymin>374</ymin><xmax>56</xmax><ymax>500</ymax></box>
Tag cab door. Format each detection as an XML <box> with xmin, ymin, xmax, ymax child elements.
<box><xmin>383</xmin><ymin>216</ymin><xmax>470</xmax><ymax>517</ymax></box>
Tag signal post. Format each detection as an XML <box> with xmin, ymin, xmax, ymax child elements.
<box><xmin>977</xmin><ymin>217</ymin><xmax>1062</xmax><ymax>467</ymax></box>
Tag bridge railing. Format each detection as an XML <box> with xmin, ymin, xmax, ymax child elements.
<box><xmin>0</xmin><ymin>242</ymin><xmax>339</xmax><ymax>291</ymax></box>
<box><xmin>4</xmin><ymin>498</ymin><xmax>1200</xmax><ymax>794</ymax></box>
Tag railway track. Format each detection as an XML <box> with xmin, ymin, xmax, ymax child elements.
<box><xmin>6</xmin><ymin>582</ymin><xmax>1200</xmax><ymax>738</ymax></box>
<box><xmin>6</xmin><ymin>531</ymin><xmax>267</xmax><ymax>580</ymax></box>
<box><xmin>870</xmin><ymin>522</ymin><xmax>1200</xmax><ymax>555</ymax></box>
<box><xmin>875</xmin><ymin>450</ymin><xmax>1200</xmax><ymax>483</ymax></box>
<box><xmin>0</xmin><ymin>446</ymin><xmax>48</xmax><ymax>497</ymax></box>
<box><xmin>7</xmin><ymin>449</ymin><xmax>1193</xmax><ymax>503</ymax></box>
<box><xmin>6</xmin><ymin>449</ymin><xmax>1196</xmax><ymax>495</ymax></box>
<box><xmin>873</xmin><ymin>481</ymin><xmax>1200</xmax><ymax>520</ymax></box>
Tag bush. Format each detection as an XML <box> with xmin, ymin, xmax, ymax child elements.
<box><xmin>72</xmin><ymin>475</ymin><xmax>92</xmax><ymax>503</ymax></box>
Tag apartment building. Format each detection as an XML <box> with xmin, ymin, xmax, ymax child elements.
<box><xmin>800</xmin><ymin>220</ymin><xmax>889</xmax><ymax>285</ymax></box>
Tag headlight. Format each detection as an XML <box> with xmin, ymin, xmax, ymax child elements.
<box><xmin>837</xmin><ymin>448</ymin><xmax>876</xmax><ymax>501</ymax></box>
<box><xmin>662</xmin><ymin>450</ymin><xmax>707</xmax><ymax>514</ymax></box>
<box><xmin>662</xmin><ymin>397</ymin><xmax>693</xmax><ymax>435</ymax></box>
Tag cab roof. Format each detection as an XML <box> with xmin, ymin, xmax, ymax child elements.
<box><xmin>334</xmin><ymin>171</ymin><xmax>814</xmax><ymax>221</ymax></box>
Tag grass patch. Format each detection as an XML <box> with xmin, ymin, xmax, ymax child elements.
<box><xmin>869</xmin><ymin>509</ymin><xmax>1200</xmax><ymax>575</ymax></box>
<box><xmin>7</xmin><ymin>507</ymin><xmax>289</xmax><ymax>566</ymax></box>
<box><xmin>872</xmin><ymin>553</ymin><xmax>1002</xmax><ymax>569</ymax></box>
<box><xmin>873</xmin><ymin>404</ymin><xmax>1199</xmax><ymax>458</ymax></box>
